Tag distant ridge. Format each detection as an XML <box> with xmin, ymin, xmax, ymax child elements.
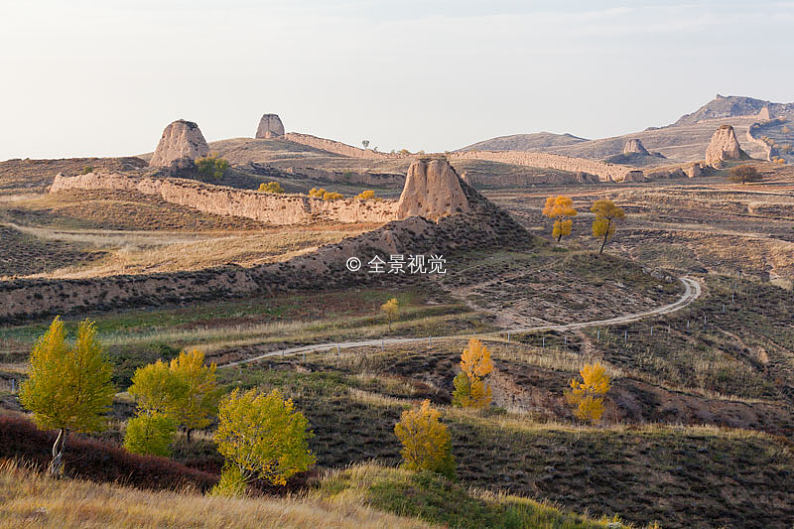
<box><xmin>455</xmin><ymin>95</ymin><xmax>794</xmax><ymax>163</ymax></box>
<box><xmin>458</xmin><ymin>131</ymin><xmax>588</xmax><ymax>152</ymax></box>
<box><xmin>674</xmin><ymin>94</ymin><xmax>794</xmax><ymax>126</ymax></box>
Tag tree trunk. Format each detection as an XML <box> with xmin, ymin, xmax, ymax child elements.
<box><xmin>186</xmin><ymin>428</ymin><xmax>192</xmax><ymax>444</ymax></box>
<box><xmin>48</xmin><ymin>428</ymin><xmax>67</xmax><ymax>478</ymax></box>
<box><xmin>599</xmin><ymin>220</ymin><xmax>611</xmax><ymax>254</ymax></box>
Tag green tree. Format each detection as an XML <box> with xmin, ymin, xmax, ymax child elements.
<box><xmin>124</xmin><ymin>413</ymin><xmax>177</xmax><ymax>457</ymax></box>
<box><xmin>195</xmin><ymin>153</ymin><xmax>229</xmax><ymax>180</ymax></box>
<box><xmin>168</xmin><ymin>349</ymin><xmax>222</xmax><ymax>442</ymax></box>
<box><xmin>128</xmin><ymin>359</ymin><xmax>186</xmax><ymax>415</ymax></box>
<box><xmin>394</xmin><ymin>399</ymin><xmax>455</xmax><ymax>478</ymax></box>
<box><xmin>19</xmin><ymin>317</ymin><xmax>115</xmax><ymax>477</ymax></box>
<box><xmin>590</xmin><ymin>199</ymin><xmax>626</xmax><ymax>254</ymax></box>
<box><xmin>127</xmin><ymin>349</ymin><xmax>220</xmax><ymax>443</ymax></box>
<box><xmin>210</xmin><ymin>463</ymin><xmax>248</xmax><ymax>497</ymax></box>
<box><xmin>214</xmin><ymin>388</ymin><xmax>315</xmax><ymax>492</ymax></box>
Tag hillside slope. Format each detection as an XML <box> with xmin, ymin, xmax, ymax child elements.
<box><xmin>458</xmin><ymin>95</ymin><xmax>794</xmax><ymax>163</ymax></box>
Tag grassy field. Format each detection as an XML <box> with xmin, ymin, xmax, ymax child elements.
<box><xmin>209</xmin><ymin>356</ymin><xmax>794</xmax><ymax>529</ymax></box>
<box><xmin>0</xmin><ymin>460</ymin><xmax>434</xmax><ymax>529</ymax></box>
<box><xmin>0</xmin><ymin>189</ymin><xmax>380</xmax><ymax>278</ymax></box>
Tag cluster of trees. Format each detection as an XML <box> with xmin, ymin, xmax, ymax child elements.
<box><xmin>19</xmin><ymin>317</ymin><xmax>315</xmax><ymax>494</ymax></box>
<box><xmin>258</xmin><ymin>181</ymin><xmax>285</xmax><ymax>194</ymax></box>
<box><xmin>542</xmin><ymin>196</ymin><xmax>626</xmax><ymax>254</ymax></box>
<box><xmin>308</xmin><ymin>187</ymin><xmax>343</xmax><ymax>201</ymax></box>
<box><xmin>355</xmin><ymin>189</ymin><xmax>381</xmax><ymax>201</ymax></box>
<box><xmin>125</xmin><ymin>349</ymin><xmax>221</xmax><ymax>455</ymax></box>
<box><xmin>18</xmin><ymin>315</ymin><xmax>614</xmax><ymax>493</ymax></box>
<box><xmin>195</xmin><ymin>153</ymin><xmax>230</xmax><ymax>180</ymax></box>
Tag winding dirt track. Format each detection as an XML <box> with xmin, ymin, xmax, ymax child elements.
<box><xmin>221</xmin><ymin>276</ymin><xmax>701</xmax><ymax>369</ymax></box>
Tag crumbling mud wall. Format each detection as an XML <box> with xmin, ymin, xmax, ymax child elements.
<box><xmin>50</xmin><ymin>173</ymin><xmax>398</xmax><ymax>225</ymax></box>
<box><xmin>450</xmin><ymin>150</ymin><xmax>640</xmax><ymax>182</ymax></box>
<box><xmin>2</xmin><ymin>173</ymin><xmax>531</xmax><ymax>322</ymax></box>
<box><xmin>284</xmin><ymin>133</ymin><xmax>402</xmax><ymax>160</ymax></box>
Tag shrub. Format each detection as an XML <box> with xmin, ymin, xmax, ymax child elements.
<box><xmin>394</xmin><ymin>400</ymin><xmax>455</xmax><ymax>478</ymax></box>
<box><xmin>308</xmin><ymin>187</ymin><xmax>326</xmax><ymax>198</ymax></box>
<box><xmin>124</xmin><ymin>413</ymin><xmax>177</xmax><ymax>457</ymax></box>
<box><xmin>0</xmin><ymin>415</ymin><xmax>217</xmax><ymax>491</ymax></box>
<box><xmin>356</xmin><ymin>189</ymin><xmax>376</xmax><ymax>200</ymax></box>
<box><xmin>195</xmin><ymin>153</ymin><xmax>229</xmax><ymax>180</ymax></box>
<box><xmin>322</xmin><ymin>191</ymin><xmax>344</xmax><ymax>201</ymax></box>
<box><xmin>209</xmin><ymin>463</ymin><xmax>248</xmax><ymax>497</ymax></box>
<box><xmin>81</xmin><ymin>165</ymin><xmax>94</xmax><ymax>175</ymax></box>
<box><xmin>258</xmin><ymin>181</ymin><xmax>284</xmax><ymax>194</ymax></box>
<box><xmin>728</xmin><ymin>165</ymin><xmax>761</xmax><ymax>184</ymax></box>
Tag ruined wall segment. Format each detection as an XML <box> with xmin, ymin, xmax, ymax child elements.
<box><xmin>450</xmin><ymin>150</ymin><xmax>636</xmax><ymax>182</ymax></box>
<box><xmin>50</xmin><ymin>173</ymin><xmax>398</xmax><ymax>225</ymax></box>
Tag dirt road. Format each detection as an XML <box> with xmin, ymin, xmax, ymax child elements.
<box><xmin>221</xmin><ymin>276</ymin><xmax>701</xmax><ymax>368</ymax></box>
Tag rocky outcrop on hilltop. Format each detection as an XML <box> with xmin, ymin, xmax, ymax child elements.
<box><xmin>675</xmin><ymin>95</ymin><xmax>794</xmax><ymax>126</ymax></box>
<box><xmin>705</xmin><ymin>125</ymin><xmax>748</xmax><ymax>167</ymax></box>
<box><xmin>255</xmin><ymin>114</ymin><xmax>285</xmax><ymax>139</ymax></box>
<box><xmin>149</xmin><ymin>120</ymin><xmax>209</xmax><ymax>168</ymax></box>
<box><xmin>624</xmin><ymin>139</ymin><xmax>650</xmax><ymax>155</ymax></box>
<box><xmin>396</xmin><ymin>158</ymin><xmax>470</xmax><ymax>221</ymax></box>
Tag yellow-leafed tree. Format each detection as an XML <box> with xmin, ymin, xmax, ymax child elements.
<box><xmin>127</xmin><ymin>349</ymin><xmax>221</xmax><ymax>444</ymax></box>
<box><xmin>394</xmin><ymin>399</ymin><xmax>455</xmax><ymax>478</ymax></box>
<box><xmin>19</xmin><ymin>317</ymin><xmax>115</xmax><ymax>477</ymax></box>
<box><xmin>258</xmin><ymin>181</ymin><xmax>284</xmax><ymax>194</ymax></box>
<box><xmin>452</xmin><ymin>338</ymin><xmax>493</xmax><ymax>409</ymax></box>
<box><xmin>565</xmin><ymin>363</ymin><xmax>611</xmax><ymax>423</ymax></box>
<box><xmin>214</xmin><ymin>388</ymin><xmax>315</xmax><ymax>493</ymax></box>
<box><xmin>590</xmin><ymin>199</ymin><xmax>625</xmax><ymax>254</ymax></box>
<box><xmin>308</xmin><ymin>187</ymin><xmax>326</xmax><ymax>198</ymax></box>
<box><xmin>381</xmin><ymin>297</ymin><xmax>399</xmax><ymax>331</ymax></box>
<box><xmin>355</xmin><ymin>189</ymin><xmax>376</xmax><ymax>200</ymax></box>
<box><xmin>542</xmin><ymin>196</ymin><xmax>578</xmax><ymax>242</ymax></box>
<box><xmin>168</xmin><ymin>349</ymin><xmax>222</xmax><ymax>442</ymax></box>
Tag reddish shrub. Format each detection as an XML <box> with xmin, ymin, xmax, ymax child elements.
<box><xmin>0</xmin><ymin>415</ymin><xmax>218</xmax><ymax>491</ymax></box>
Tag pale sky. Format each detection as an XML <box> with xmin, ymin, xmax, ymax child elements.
<box><xmin>1</xmin><ymin>0</ymin><xmax>793</xmax><ymax>160</ymax></box>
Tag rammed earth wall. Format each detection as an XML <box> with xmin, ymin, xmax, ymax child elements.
<box><xmin>50</xmin><ymin>173</ymin><xmax>398</xmax><ymax>225</ymax></box>
<box><xmin>450</xmin><ymin>151</ymin><xmax>642</xmax><ymax>182</ymax></box>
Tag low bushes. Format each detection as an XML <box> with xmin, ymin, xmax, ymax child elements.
<box><xmin>0</xmin><ymin>415</ymin><xmax>217</xmax><ymax>492</ymax></box>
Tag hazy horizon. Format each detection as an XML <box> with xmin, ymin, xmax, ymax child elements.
<box><xmin>2</xmin><ymin>0</ymin><xmax>793</xmax><ymax>160</ymax></box>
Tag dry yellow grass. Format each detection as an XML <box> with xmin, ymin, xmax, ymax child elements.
<box><xmin>0</xmin><ymin>461</ymin><xmax>435</xmax><ymax>529</ymax></box>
